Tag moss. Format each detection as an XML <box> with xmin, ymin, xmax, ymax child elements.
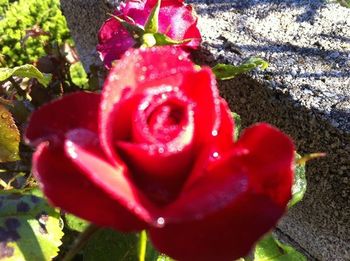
<box><xmin>0</xmin><ymin>0</ymin><xmax>72</xmax><ymax>67</ymax></box>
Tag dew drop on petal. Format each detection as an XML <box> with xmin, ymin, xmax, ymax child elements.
<box><xmin>158</xmin><ymin>147</ymin><xmax>165</xmax><ymax>154</ymax></box>
<box><xmin>138</xmin><ymin>75</ymin><xmax>145</xmax><ymax>81</ymax></box>
<box><xmin>139</xmin><ymin>101</ymin><xmax>150</xmax><ymax>111</ymax></box>
<box><xmin>66</xmin><ymin>141</ymin><xmax>78</xmax><ymax>159</ymax></box>
<box><xmin>212</xmin><ymin>130</ymin><xmax>218</xmax><ymax>136</ymax></box>
<box><xmin>156</xmin><ymin>217</ymin><xmax>165</xmax><ymax>228</ymax></box>
<box><xmin>111</xmin><ymin>74</ymin><xmax>119</xmax><ymax>81</ymax></box>
<box><xmin>212</xmin><ymin>151</ymin><xmax>219</xmax><ymax>158</ymax></box>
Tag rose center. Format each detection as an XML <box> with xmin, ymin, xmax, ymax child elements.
<box><xmin>146</xmin><ymin>102</ymin><xmax>185</xmax><ymax>143</ymax></box>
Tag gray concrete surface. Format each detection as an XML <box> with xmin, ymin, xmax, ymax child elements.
<box><xmin>59</xmin><ymin>0</ymin><xmax>115</xmax><ymax>71</ymax></box>
<box><xmin>60</xmin><ymin>0</ymin><xmax>350</xmax><ymax>260</ymax></box>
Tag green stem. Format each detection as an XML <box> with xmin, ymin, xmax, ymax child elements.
<box><xmin>62</xmin><ymin>224</ymin><xmax>99</xmax><ymax>261</ymax></box>
<box><xmin>8</xmin><ymin>76</ymin><xmax>26</xmax><ymax>97</ymax></box>
<box><xmin>139</xmin><ymin>230</ymin><xmax>147</xmax><ymax>261</ymax></box>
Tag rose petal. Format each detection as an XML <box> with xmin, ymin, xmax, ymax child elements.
<box><xmin>64</xmin><ymin>128</ymin><xmax>158</xmax><ymax>224</ymax></box>
<box><xmin>123</xmin><ymin>0</ymin><xmax>201</xmax><ymax>48</ymax></box>
<box><xmin>149</xmin><ymin>124</ymin><xmax>294</xmax><ymax>261</ymax></box>
<box><xmin>114</xmin><ymin>88</ymin><xmax>195</xmax><ymax>204</ymax></box>
<box><xmin>182</xmin><ymin>99</ymin><xmax>234</xmax><ymax>189</ymax></box>
<box><xmin>234</xmin><ymin>123</ymin><xmax>294</xmax><ymax>206</ymax></box>
<box><xmin>180</xmin><ymin>68</ymin><xmax>222</xmax><ymax>149</ymax></box>
<box><xmin>116</xmin><ymin>139</ymin><xmax>194</xmax><ymax>205</ymax></box>
<box><xmin>33</xmin><ymin>142</ymin><xmax>147</xmax><ymax>231</ymax></box>
<box><xmin>99</xmin><ymin>47</ymin><xmax>194</xmax><ymax>164</ymax></box>
<box><xmin>97</xmin><ymin>17</ymin><xmax>136</xmax><ymax>69</ymax></box>
<box><xmin>149</xmin><ymin>194</ymin><xmax>283</xmax><ymax>261</ymax></box>
<box><xmin>164</xmin><ymin>123</ymin><xmax>293</xmax><ymax>222</ymax></box>
<box><xmin>158</xmin><ymin>3</ymin><xmax>201</xmax><ymax>48</ymax></box>
<box><xmin>25</xmin><ymin>92</ymin><xmax>100</xmax><ymax>146</ymax></box>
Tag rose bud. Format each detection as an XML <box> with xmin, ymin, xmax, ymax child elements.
<box><xmin>97</xmin><ymin>0</ymin><xmax>201</xmax><ymax>68</ymax></box>
<box><xmin>26</xmin><ymin>46</ymin><xmax>294</xmax><ymax>261</ymax></box>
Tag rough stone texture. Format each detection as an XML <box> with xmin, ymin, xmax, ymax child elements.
<box><xmin>191</xmin><ymin>1</ymin><xmax>350</xmax><ymax>260</ymax></box>
<box><xmin>60</xmin><ymin>0</ymin><xmax>350</xmax><ymax>260</ymax></box>
<box><xmin>59</xmin><ymin>0</ymin><xmax>117</xmax><ymax>72</ymax></box>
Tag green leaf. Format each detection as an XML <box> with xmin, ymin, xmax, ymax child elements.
<box><xmin>64</xmin><ymin>213</ymin><xmax>89</xmax><ymax>233</ymax></box>
<box><xmin>69</xmin><ymin>62</ymin><xmax>88</xmax><ymax>89</ymax></box>
<box><xmin>83</xmin><ymin>229</ymin><xmax>139</xmax><ymax>261</ymax></box>
<box><xmin>0</xmin><ymin>64</ymin><xmax>52</xmax><ymax>87</ymax></box>
<box><xmin>144</xmin><ymin>0</ymin><xmax>161</xmax><ymax>33</ymax></box>
<box><xmin>109</xmin><ymin>13</ymin><xmax>144</xmax><ymax>37</ymax></box>
<box><xmin>0</xmin><ymin>105</ymin><xmax>20</xmax><ymax>162</ymax></box>
<box><xmin>288</xmin><ymin>154</ymin><xmax>307</xmax><ymax>208</ymax></box>
<box><xmin>232</xmin><ymin>112</ymin><xmax>241</xmax><ymax>141</ymax></box>
<box><xmin>141</xmin><ymin>33</ymin><xmax>157</xmax><ymax>48</ymax></box>
<box><xmin>153</xmin><ymin>32</ymin><xmax>191</xmax><ymax>46</ymax></box>
<box><xmin>0</xmin><ymin>188</ymin><xmax>64</xmax><ymax>261</ymax></box>
<box><xmin>253</xmin><ymin>234</ymin><xmax>306</xmax><ymax>261</ymax></box>
<box><xmin>212</xmin><ymin>57</ymin><xmax>269</xmax><ymax>80</ymax></box>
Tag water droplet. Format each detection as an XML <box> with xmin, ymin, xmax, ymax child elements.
<box><xmin>111</xmin><ymin>74</ymin><xmax>119</xmax><ymax>81</ymax></box>
<box><xmin>178</xmin><ymin>55</ymin><xmax>185</xmax><ymax>61</ymax></box>
<box><xmin>158</xmin><ymin>147</ymin><xmax>165</xmax><ymax>153</ymax></box>
<box><xmin>212</xmin><ymin>152</ymin><xmax>219</xmax><ymax>158</ymax></box>
<box><xmin>66</xmin><ymin>141</ymin><xmax>78</xmax><ymax>159</ymax></box>
<box><xmin>212</xmin><ymin>130</ymin><xmax>218</xmax><ymax>136</ymax></box>
<box><xmin>138</xmin><ymin>75</ymin><xmax>145</xmax><ymax>81</ymax></box>
<box><xmin>141</xmin><ymin>66</ymin><xmax>147</xmax><ymax>72</ymax></box>
<box><xmin>156</xmin><ymin>217</ymin><xmax>165</xmax><ymax>228</ymax></box>
<box><xmin>139</xmin><ymin>101</ymin><xmax>149</xmax><ymax>111</ymax></box>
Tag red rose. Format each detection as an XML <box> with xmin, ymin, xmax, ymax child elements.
<box><xmin>97</xmin><ymin>0</ymin><xmax>201</xmax><ymax>68</ymax></box>
<box><xmin>26</xmin><ymin>47</ymin><xmax>294</xmax><ymax>261</ymax></box>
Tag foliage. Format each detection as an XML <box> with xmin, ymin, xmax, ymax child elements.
<box><xmin>0</xmin><ymin>104</ymin><xmax>19</xmax><ymax>162</ymax></box>
<box><xmin>336</xmin><ymin>0</ymin><xmax>350</xmax><ymax>8</ymax></box>
<box><xmin>213</xmin><ymin>57</ymin><xmax>269</xmax><ymax>80</ymax></box>
<box><xmin>0</xmin><ymin>64</ymin><xmax>51</xmax><ymax>87</ymax></box>
<box><xmin>289</xmin><ymin>154</ymin><xmax>307</xmax><ymax>208</ymax></box>
<box><xmin>253</xmin><ymin>234</ymin><xmax>306</xmax><ymax>261</ymax></box>
<box><xmin>0</xmin><ymin>188</ymin><xmax>63</xmax><ymax>260</ymax></box>
<box><xmin>0</xmin><ymin>0</ymin><xmax>71</xmax><ymax>67</ymax></box>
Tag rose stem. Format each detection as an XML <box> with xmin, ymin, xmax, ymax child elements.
<box><xmin>62</xmin><ymin>224</ymin><xmax>99</xmax><ymax>261</ymax></box>
<box><xmin>139</xmin><ymin>230</ymin><xmax>147</xmax><ymax>261</ymax></box>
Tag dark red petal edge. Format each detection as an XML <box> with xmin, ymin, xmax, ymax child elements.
<box><xmin>25</xmin><ymin>92</ymin><xmax>100</xmax><ymax>146</ymax></box>
<box><xmin>33</xmin><ymin>142</ymin><xmax>147</xmax><ymax>231</ymax></box>
<box><xmin>64</xmin><ymin>128</ymin><xmax>159</xmax><ymax>224</ymax></box>
<box><xmin>149</xmin><ymin>124</ymin><xmax>294</xmax><ymax>260</ymax></box>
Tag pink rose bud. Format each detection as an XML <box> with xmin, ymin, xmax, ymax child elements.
<box><xmin>97</xmin><ymin>0</ymin><xmax>201</xmax><ymax>68</ymax></box>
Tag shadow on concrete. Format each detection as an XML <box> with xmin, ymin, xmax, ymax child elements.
<box><xmin>219</xmin><ymin>74</ymin><xmax>350</xmax><ymax>260</ymax></box>
<box><xmin>192</xmin><ymin>46</ymin><xmax>350</xmax><ymax>259</ymax></box>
